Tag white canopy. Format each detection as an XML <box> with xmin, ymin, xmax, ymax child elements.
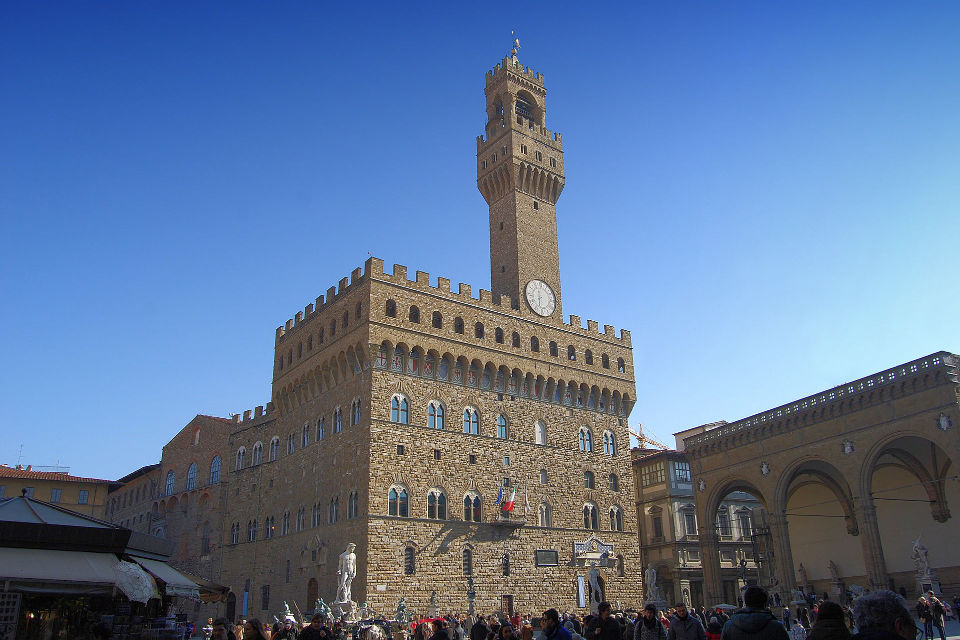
<box><xmin>0</xmin><ymin>548</ymin><xmax>157</xmax><ymax>601</ymax></box>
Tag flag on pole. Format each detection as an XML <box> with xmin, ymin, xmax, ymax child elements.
<box><xmin>524</xmin><ymin>483</ymin><xmax>530</xmax><ymax>515</ymax></box>
<box><xmin>495</xmin><ymin>485</ymin><xmax>504</xmax><ymax>507</ymax></box>
<box><xmin>503</xmin><ymin>486</ymin><xmax>517</xmax><ymax>512</ymax></box>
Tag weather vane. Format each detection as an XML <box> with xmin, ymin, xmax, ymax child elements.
<box><xmin>510</xmin><ymin>30</ymin><xmax>520</xmax><ymax>57</ymax></box>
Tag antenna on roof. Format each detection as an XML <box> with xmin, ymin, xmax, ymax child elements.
<box><xmin>17</xmin><ymin>443</ymin><xmax>23</xmax><ymax>467</ymax></box>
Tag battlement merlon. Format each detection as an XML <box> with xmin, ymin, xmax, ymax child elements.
<box><xmin>275</xmin><ymin>262</ymin><xmax>372</xmax><ymax>343</ymax></box>
<box><xmin>486</xmin><ymin>57</ymin><xmax>545</xmax><ymax>88</ymax></box>
<box><xmin>476</xmin><ymin>125</ymin><xmax>563</xmax><ymax>150</ymax></box>
<box><xmin>231</xmin><ymin>403</ymin><xmax>275</xmax><ymax>427</ymax></box>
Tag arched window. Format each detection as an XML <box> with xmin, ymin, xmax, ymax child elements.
<box><xmin>342</xmin><ymin>310</ymin><xmax>348</xmax><ymax>329</ymax></box>
<box><xmin>351</xmin><ymin>398</ymin><xmax>361</xmax><ymax>426</ymax></box>
<box><xmin>328</xmin><ymin>497</ymin><xmax>338</xmax><ymax>524</ymax></box>
<box><xmin>463</xmin><ymin>408</ymin><xmax>479</xmax><ymax>435</ymax></box>
<box><xmin>209</xmin><ymin>456</ymin><xmax>221</xmax><ymax>484</ymax></box>
<box><xmin>356</xmin><ymin>302</ymin><xmax>362</xmax><ymax>319</ymax></box>
<box><xmin>388</xmin><ymin>486</ymin><xmax>409</xmax><ymax>517</ymax></box>
<box><xmin>252</xmin><ymin>442</ymin><xmax>263</xmax><ymax>465</ymax></box>
<box><xmin>463</xmin><ymin>491</ymin><xmax>482</xmax><ymax>522</ymax></box>
<box><xmin>432</xmin><ymin>311</ymin><xmax>442</xmax><ymax>328</ymax></box>
<box><xmin>531</xmin><ymin>336</ymin><xmax>540</xmax><ymax>352</ymax></box>
<box><xmin>409</xmin><ymin>306</ymin><xmax>420</xmax><ymax>323</ymax></box>
<box><xmin>302</xmin><ymin>424</ymin><xmax>310</xmax><ymax>448</ymax></box>
<box><xmin>186</xmin><ymin>463</ymin><xmax>197</xmax><ymax>490</ymax></box>
<box><xmin>329</xmin><ymin>319</ymin><xmax>336</xmax><ymax>337</ymax></box>
<box><xmin>385</xmin><ymin>300</ymin><xmax>397</xmax><ymax>317</ymax></box>
<box><xmin>495</xmin><ymin>328</ymin><xmax>504</xmax><ymax>343</ymax></box>
<box><xmin>512</xmin><ymin>332</ymin><xmax>520</xmax><ymax>347</ymax></box>
<box><xmin>269</xmin><ymin>437</ymin><xmax>280</xmax><ymax>462</ymax></box>
<box><xmin>236</xmin><ymin>448</ymin><xmax>246</xmax><ymax>471</ymax></box>
<box><xmin>164</xmin><ymin>471</ymin><xmax>175</xmax><ymax>496</ymax></box>
<box><xmin>578</xmin><ymin>427</ymin><xmax>593</xmax><ymax>452</ymax></box>
<box><xmin>391</xmin><ymin>395</ymin><xmax>409</xmax><ymax>424</ymax></box>
<box><xmin>462</xmin><ymin>548</ymin><xmax>473</xmax><ymax>575</ymax></box>
<box><xmin>535</xmin><ymin>420</ymin><xmax>547</xmax><ymax>445</ymax></box>
<box><xmin>583</xmin><ymin>470</ymin><xmax>595</xmax><ymax>489</ymax></box>
<box><xmin>603</xmin><ymin>430</ymin><xmax>617</xmax><ymax>456</ymax></box>
<box><xmin>539</xmin><ymin>469</ymin><xmax>548</xmax><ymax>484</ymax></box>
<box><xmin>333</xmin><ymin>408</ymin><xmax>343</xmax><ymax>433</ymax></box>
<box><xmin>316</xmin><ymin>417</ymin><xmax>325</xmax><ymax>441</ymax></box>
<box><xmin>502</xmin><ymin>552</ymin><xmax>510</xmax><ymax>576</ymax></box>
<box><xmin>583</xmin><ymin>503</ymin><xmax>599</xmax><ymax>530</ymax></box>
<box><xmin>427</xmin><ymin>489</ymin><xmax>447</xmax><ymax>520</ymax></box>
<box><xmin>287</xmin><ymin>433</ymin><xmax>295</xmax><ymax>454</ymax></box>
<box><xmin>428</xmin><ymin>401</ymin><xmax>445</xmax><ymax>430</ymax></box>
<box><xmin>568</xmin><ymin>345</ymin><xmax>576</xmax><ymax>361</ymax></box>
<box><xmin>617</xmin><ymin>358</ymin><xmax>626</xmax><ymax>373</ymax></box>
<box><xmin>610</xmin><ymin>506</ymin><xmax>624</xmax><ymax>531</ymax></box>
<box><xmin>266</xmin><ymin>517</ymin><xmax>274</xmax><ymax>539</ymax></box>
<box><xmin>609</xmin><ymin>473</ymin><xmax>619</xmax><ymax>492</ymax></box>
<box><xmin>496</xmin><ymin>414</ymin><xmax>508</xmax><ymax>439</ymax></box>
<box><xmin>404</xmin><ymin>546</ymin><xmax>416</xmax><ymax>575</ymax></box>
<box><xmin>602</xmin><ymin>354</ymin><xmax>610</xmax><ymax>369</ymax></box>
<box><xmin>454</xmin><ymin>317</ymin><xmax>464</xmax><ymax>334</ymax></box>
<box><xmin>475</xmin><ymin>323</ymin><xmax>484</xmax><ymax>339</ymax></box>
<box><xmin>538</xmin><ymin>502</ymin><xmax>552</xmax><ymax>527</ymax></box>
<box><xmin>585</xmin><ymin>349</ymin><xmax>593</xmax><ymax>365</ymax></box>
<box><xmin>549</xmin><ymin>341</ymin><xmax>558</xmax><ymax>357</ymax></box>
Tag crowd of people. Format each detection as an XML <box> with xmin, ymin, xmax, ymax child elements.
<box><xmin>200</xmin><ymin>588</ymin><xmax>958</xmax><ymax>640</ymax></box>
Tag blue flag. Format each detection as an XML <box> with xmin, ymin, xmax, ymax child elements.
<box><xmin>495</xmin><ymin>485</ymin><xmax>504</xmax><ymax>505</ymax></box>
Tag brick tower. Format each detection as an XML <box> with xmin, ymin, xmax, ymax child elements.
<box><xmin>478</xmin><ymin>49</ymin><xmax>565</xmax><ymax>319</ymax></box>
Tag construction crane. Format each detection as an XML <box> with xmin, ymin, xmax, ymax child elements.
<box><xmin>629</xmin><ymin>423</ymin><xmax>669</xmax><ymax>450</ymax></box>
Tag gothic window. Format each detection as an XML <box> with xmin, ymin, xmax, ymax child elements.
<box><xmin>316</xmin><ymin>417</ymin><xmax>325</xmax><ymax>441</ymax></box>
<box><xmin>502</xmin><ymin>552</ymin><xmax>510</xmax><ymax>576</ymax></box>
<box><xmin>351</xmin><ymin>398</ymin><xmax>362</xmax><ymax>426</ymax></box>
<box><xmin>568</xmin><ymin>345</ymin><xmax>576</xmax><ymax>361</ymax></box>
<box><xmin>281</xmin><ymin>511</ymin><xmax>290</xmax><ymax>535</ymax></box>
<box><xmin>231</xmin><ymin>523</ymin><xmax>239</xmax><ymax>545</ymax></box>
<box><xmin>185</xmin><ymin>463</ymin><xmax>197</xmax><ymax>490</ymax></box>
<box><xmin>333</xmin><ymin>407</ymin><xmax>343</xmax><ymax>433</ymax></box>
<box><xmin>404</xmin><ymin>546</ymin><xmax>416</xmax><ymax>575</ymax></box>
<box><xmin>296</xmin><ymin>507</ymin><xmax>305</xmax><ymax>531</ymax></box>
<box><xmin>454</xmin><ymin>317</ymin><xmax>464</xmax><ymax>334</ymax></box>
<box><xmin>539</xmin><ymin>469</ymin><xmax>548</xmax><ymax>484</ymax></box>
<box><xmin>603</xmin><ymin>355</ymin><xmax>612</xmax><ymax>370</ymax></box>
<box><xmin>550</xmin><ymin>157</ymin><xmax>557</xmax><ymax>168</ymax></box>
<box><xmin>342</xmin><ymin>310</ymin><xmax>348</xmax><ymax>329</ymax></box>
<box><xmin>330</xmin><ymin>319</ymin><xmax>336</xmax><ymax>337</ymax></box>
<box><xmin>463</xmin><ymin>491</ymin><xmax>482</xmax><ymax>522</ymax></box>
<box><xmin>265</xmin><ymin>516</ymin><xmax>274</xmax><ymax>539</ymax></box>
<box><xmin>385</xmin><ymin>300</ymin><xmax>397</xmax><ymax>317</ymax></box>
<box><xmin>302</xmin><ymin>424</ymin><xmax>310</xmax><ymax>448</ymax></box>
<box><xmin>391</xmin><ymin>395</ymin><xmax>409</xmax><ymax>424</ymax></box>
<box><xmin>603</xmin><ymin>430</ymin><xmax>617</xmax><ymax>456</ymax></box>
<box><xmin>610</xmin><ymin>506</ymin><xmax>624</xmax><ymax>531</ymax></box>
<box><xmin>583</xmin><ymin>503</ymin><xmax>599</xmax><ymax>530</ymax></box>
<box><xmin>583</xmin><ymin>470</ymin><xmax>595</xmax><ymax>489</ymax></box>
<box><xmin>463</xmin><ymin>548</ymin><xmax>473</xmax><ymax>575</ymax></box>
<box><xmin>432</xmin><ymin>311</ymin><xmax>442</xmax><ymax>328</ymax></box>
<box><xmin>496</xmin><ymin>414</ymin><xmax>508</xmax><ymax>439</ymax></box>
<box><xmin>409</xmin><ymin>306</ymin><xmax>420</xmax><ymax>323</ymax></box>
<box><xmin>475</xmin><ymin>323</ymin><xmax>484</xmax><ymax>339</ymax></box>
<box><xmin>463</xmin><ymin>407</ymin><xmax>479</xmax><ymax>435</ymax></box>
<box><xmin>495</xmin><ymin>327</ymin><xmax>504</xmax><ymax>343</ymax></box>
<box><xmin>578</xmin><ymin>427</ymin><xmax>593</xmax><ymax>452</ymax></box>
<box><xmin>617</xmin><ymin>358</ymin><xmax>626</xmax><ymax>373</ymax></box>
<box><xmin>521</xmin><ymin>144</ymin><xmax>527</xmax><ymax>154</ymax></box>
<box><xmin>165</xmin><ymin>471</ymin><xmax>175</xmax><ymax>495</ymax></box>
<box><xmin>388</xmin><ymin>486</ymin><xmax>409</xmax><ymax>517</ymax></box>
<box><xmin>318</xmin><ymin>328</ymin><xmax>324</xmax><ymax>344</ymax></box>
<box><xmin>236</xmin><ymin>448</ymin><xmax>246</xmax><ymax>471</ymax></box>
<box><xmin>269</xmin><ymin>437</ymin><xmax>280</xmax><ymax>462</ymax></box>
<box><xmin>427</xmin><ymin>489</ymin><xmax>447</xmax><ymax>520</ymax></box>
<box><xmin>531</xmin><ymin>336</ymin><xmax>540</xmax><ymax>352</ymax></box>
<box><xmin>512</xmin><ymin>332</ymin><xmax>520</xmax><ymax>348</ymax></box>
<box><xmin>535</xmin><ymin>420</ymin><xmax>547</xmax><ymax>445</ymax></box>
<box><xmin>328</xmin><ymin>497</ymin><xmax>338</xmax><ymax>524</ymax></box>
<box><xmin>585</xmin><ymin>349</ymin><xmax>593</xmax><ymax>365</ymax></box>
<box><xmin>609</xmin><ymin>473</ymin><xmax>619</xmax><ymax>492</ymax></box>
<box><xmin>287</xmin><ymin>433</ymin><xmax>295</xmax><ymax>454</ymax></box>
<box><xmin>549</xmin><ymin>341</ymin><xmax>558</xmax><ymax>357</ymax></box>
<box><xmin>538</xmin><ymin>502</ymin><xmax>552</xmax><ymax>527</ymax></box>
<box><xmin>248</xmin><ymin>519</ymin><xmax>257</xmax><ymax>542</ymax></box>
<box><xmin>348</xmin><ymin>491</ymin><xmax>359</xmax><ymax>519</ymax></box>
<box><xmin>428</xmin><ymin>401</ymin><xmax>445</xmax><ymax>430</ymax></box>
<box><xmin>356</xmin><ymin>302</ymin><xmax>362</xmax><ymax>318</ymax></box>
<box><xmin>535</xmin><ymin>150</ymin><xmax>542</xmax><ymax>161</ymax></box>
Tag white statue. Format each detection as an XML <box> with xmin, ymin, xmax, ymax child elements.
<box><xmin>337</xmin><ymin>543</ymin><xmax>358</xmax><ymax>603</ymax></box>
<box><xmin>912</xmin><ymin>536</ymin><xmax>931</xmax><ymax>575</ymax></box>
<box><xmin>588</xmin><ymin>565</ymin><xmax>603</xmax><ymax>613</ymax></box>
<box><xmin>645</xmin><ymin>563</ymin><xmax>661</xmax><ymax>601</ymax></box>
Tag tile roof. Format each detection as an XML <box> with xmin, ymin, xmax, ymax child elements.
<box><xmin>0</xmin><ymin>466</ymin><xmax>115</xmax><ymax>484</ymax></box>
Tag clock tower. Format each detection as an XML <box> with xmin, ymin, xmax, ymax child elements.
<box><xmin>477</xmin><ymin>45</ymin><xmax>565</xmax><ymax>319</ymax></box>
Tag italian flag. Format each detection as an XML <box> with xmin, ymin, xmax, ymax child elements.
<box><xmin>502</xmin><ymin>487</ymin><xmax>517</xmax><ymax>512</ymax></box>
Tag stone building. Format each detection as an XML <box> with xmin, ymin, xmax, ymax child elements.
<box><xmin>0</xmin><ymin>464</ymin><xmax>114</xmax><ymax>518</ymax></box>
<box><xmin>633</xmin><ymin>446</ymin><xmax>762</xmax><ymax>608</ymax></box>
<box><xmin>214</xmin><ymin>50</ymin><xmax>643</xmax><ymax>619</ymax></box>
<box><xmin>681</xmin><ymin>352</ymin><xmax>960</xmax><ymax>605</ymax></box>
<box><xmin>107</xmin><ymin>463</ymin><xmax>160</xmax><ymax>533</ymax></box>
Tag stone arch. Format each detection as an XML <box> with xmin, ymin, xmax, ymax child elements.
<box><xmin>776</xmin><ymin>457</ymin><xmax>860</xmax><ymax>535</ymax></box>
<box><xmin>703</xmin><ymin>476</ymin><xmax>769</xmax><ymax>519</ymax></box>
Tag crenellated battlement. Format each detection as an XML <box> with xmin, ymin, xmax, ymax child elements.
<box><xmin>486</xmin><ymin>56</ymin><xmax>544</xmax><ymax>87</ymax></box>
<box><xmin>230</xmin><ymin>402</ymin><xmax>275</xmax><ymax>427</ymax></box>
<box><xmin>365</xmin><ymin>257</ymin><xmax>630</xmax><ymax>346</ymax></box>
<box><xmin>275</xmin><ymin>265</ymin><xmax>366</xmax><ymax>343</ymax></box>
<box><xmin>476</xmin><ymin>120</ymin><xmax>562</xmax><ymax>149</ymax></box>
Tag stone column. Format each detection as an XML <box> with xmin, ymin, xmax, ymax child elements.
<box><xmin>768</xmin><ymin>510</ymin><xmax>796</xmax><ymax>605</ymax></box>
<box><xmin>856</xmin><ymin>500</ymin><xmax>889</xmax><ymax>590</ymax></box>
<box><xmin>700</xmin><ymin>532</ymin><xmax>723</xmax><ymax>606</ymax></box>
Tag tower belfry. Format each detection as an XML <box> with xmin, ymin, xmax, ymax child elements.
<box><xmin>477</xmin><ymin>49</ymin><xmax>565</xmax><ymax>319</ymax></box>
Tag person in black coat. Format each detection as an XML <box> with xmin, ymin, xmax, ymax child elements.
<box><xmin>807</xmin><ymin>602</ymin><xmax>850</xmax><ymax>640</ymax></box>
<box><xmin>585</xmin><ymin>604</ymin><xmax>621</xmax><ymax>640</ymax></box>
<box><xmin>720</xmin><ymin>586</ymin><xmax>788</xmax><ymax>640</ymax></box>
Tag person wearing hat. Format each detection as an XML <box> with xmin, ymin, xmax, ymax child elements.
<box><xmin>806</xmin><ymin>602</ymin><xmax>850</xmax><ymax>640</ymax></box>
<box><xmin>635</xmin><ymin>605</ymin><xmax>666</xmax><ymax>640</ymax></box>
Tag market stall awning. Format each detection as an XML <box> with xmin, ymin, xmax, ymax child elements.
<box><xmin>0</xmin><ymin>547</ymin><xmax>156</xmax><ymax>602</ymax></box>
<box><xmin>176</xmin><ymin>570</ymin><xmax>230</xmax><ymax>603</ymax></box>
<box><xmin>134</xmin><ymin>558</ymin><xmax>200</xmax><ymax>599</ymax></box>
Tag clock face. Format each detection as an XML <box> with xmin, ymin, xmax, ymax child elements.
<box><xmin>525</xmin><ymin>279</ymin><xmax>556</xmax><ymax>316</ymax></box>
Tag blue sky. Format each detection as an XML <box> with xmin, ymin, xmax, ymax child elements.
<box><xmin>1</xmin><ymin>2</ymin><xmax>958</xmax><ymax>479</ymax></box>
